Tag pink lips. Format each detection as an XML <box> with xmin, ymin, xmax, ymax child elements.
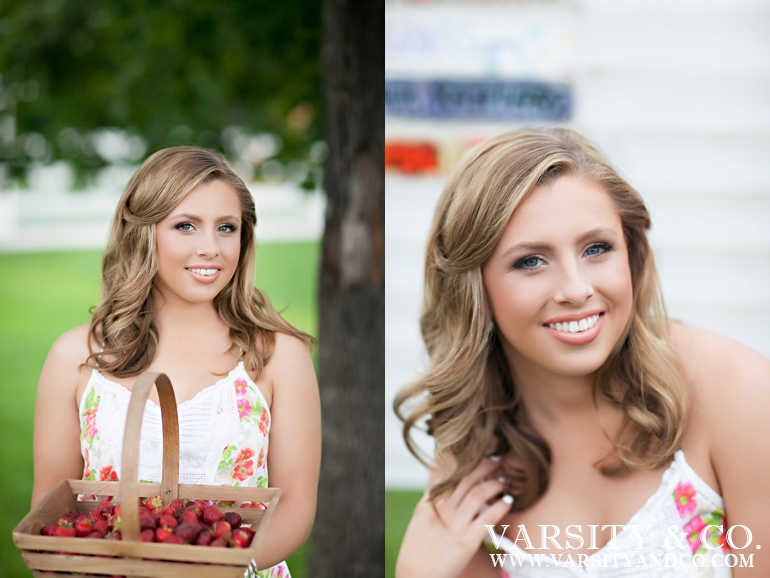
<box><xmin>185</xmin><ymin>267</ymin><xmax>221</xmax><ymax>284</ymax></box>
<box><xmin>544</xmin><ymin>312</ymin><xmax>605</xmax><ymax>346</ymax></box>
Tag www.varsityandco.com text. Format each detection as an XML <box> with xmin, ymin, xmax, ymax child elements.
<box><xmin>485</xmin><ymin>524</ymin><xmax>758</xmax><ymax>569</ymax></box>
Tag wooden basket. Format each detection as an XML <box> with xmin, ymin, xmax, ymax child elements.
<box><xmin>13</xmin><ymin>371</ymin><xmax>281</xmax><ymax>577</ymax></box>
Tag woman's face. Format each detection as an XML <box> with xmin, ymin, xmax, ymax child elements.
<box><xmin>481</xmin><ymin>174</ymin><xmax>634</xmax><ymax>379</ymax></box>
<box><xmin>154</xmin><ymin>179</ymin><xmax>243</xmax><ymax>307</ymax></box>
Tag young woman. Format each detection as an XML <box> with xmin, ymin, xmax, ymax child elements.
<box><xmin>31</xmin><ymin>146</ymin><xmax>321</xmax><ymax>577</ymax></box>
<box><xmin>395</xmin><ymin>128</ymin><xmax>770</xmax><ymax>577</ymax></box>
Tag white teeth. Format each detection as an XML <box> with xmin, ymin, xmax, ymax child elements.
<box><xmin>548</xmin><ymin>314</ymin><xmax>600</xmax><ymax>334</ymax></box>
<box><xmin>189</xmin><ymin>268</ymin><xmax>218</xmax><ymax>276</ymax></box>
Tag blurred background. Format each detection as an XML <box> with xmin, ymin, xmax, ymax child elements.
<box><xmin>385</xmin><ymin>0</ymin><xmax>770</xmax><ymax>575</ymax></box>
<box><xmin>0</xmin><ymin>1</ymin><xmax>323</xmax><ymax>576</ymax></box>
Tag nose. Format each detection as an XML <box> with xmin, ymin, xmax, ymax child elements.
<box><xmin>196</xmin><ymin>229</ymin><xmax>220</xmax><ymax>258</ymax></box>
<box><xmin>553</xmin><ymin>261</ymin><xmax>594</xmax><ymax>305</ymax></box>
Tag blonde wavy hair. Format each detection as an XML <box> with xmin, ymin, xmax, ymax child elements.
<box><xmin>86</xmin><ymin>146</ymin><xmax>315</xmax><ymax>378</ymax></box>
<box><xmin>394</xmin><ymin>128</ymin><xmax>687</xmax><ymax>510</ymax></box>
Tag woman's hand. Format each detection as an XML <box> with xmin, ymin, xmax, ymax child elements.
<box><xmin>395</xmin><ymin>458</ymin><xmax>513</xmax><ymax>578</ymax></box>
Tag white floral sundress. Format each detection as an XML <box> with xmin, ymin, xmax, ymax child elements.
<box><xmin>79</xmin><ymin>360</ymin><xmax>289</xmax><ymax>578</ymax></box>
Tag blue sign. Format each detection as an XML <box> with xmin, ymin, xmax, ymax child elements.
<box><xmin>386</xmin><ymin>79</ymin><xmax>572</xmax><ymax>121</ymax></box>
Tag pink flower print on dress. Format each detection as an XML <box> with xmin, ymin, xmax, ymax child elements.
<box><xmin>258</xmin><ymin>407</ymin><xmax>269</xmax><ymax>436</ymax></box>
<box><xmin>684</xmin><ymin>515</ymin><xmax>707</xmax><ymax>554</ymax></box>
<box><xmin>99</xmin><ymin>465</ymin><xmax>119</xmax><ymax>482</ymax></box>
<box><xmin>232</xmin><ymin>459</ymin><xmax>254</xmax><ymax>482</ymax></box>
<box><xmin>236</xmin><ymin>448</ymin><xmax>256</xmax><ymax>465</ymax></box>
<box><xmin>237</xmin><ymin>398</ymin><xmax>253</xmax><ymax>419</ymax></box>
<box><xmin>235</xmin><ymin>377</ymin><xmax>248</xmax><ymax>397</ymax></box>
<box><xmin>673</xmin><ymin>482</ymin><xmax>697</xmax><ymax>518</ymax></box>
<box><xmin>83</xmin><ymin>408</ymin><xmax>98</xmax><ymax>441</ymax></box>
<box><xmin>257</xmin><ymin>448</ymin><xmax>265</xmax><ymax>469</ymax></box>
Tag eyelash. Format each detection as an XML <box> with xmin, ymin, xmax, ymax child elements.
<box><xmin>174</xmin><ymin>223</ymin><xmax>238</xmax><ymax>233</ymax></box>
<box><xmin>512</xmin><ymin>242</ymin><xmax>614</xmax><ymax>270</ymax></box>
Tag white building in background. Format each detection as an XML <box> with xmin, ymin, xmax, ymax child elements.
<box><xmin>0</xmin><ymin>184</ymin><xmax>325</xmax><ymax>252</ymax></box>
<box><xmin>385</xmin><ymin>0</ymin><xmax>770</xmax><ymax>489</ymax></box>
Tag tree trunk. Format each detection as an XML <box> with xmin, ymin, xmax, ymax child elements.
<box><xmin>309</xmin><ymin>0</ymin><xmax>384</xmax><ymax>576</ymax></box>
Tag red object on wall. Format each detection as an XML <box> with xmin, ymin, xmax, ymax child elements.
<box><xmin>385</xmin><ymin>141</ymin><xmax>438</xmax><ymax>174</ymax></box>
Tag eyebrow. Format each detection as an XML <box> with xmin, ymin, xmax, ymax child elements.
<box><xmin>499</xmin><ymin>226</ymin><xmax>620</xmax><ymax>260</ymax></box>
<box><xmin>169</xmin><ymin>213</ymin><xmax>241</xmax><ymax>222</ymax></box>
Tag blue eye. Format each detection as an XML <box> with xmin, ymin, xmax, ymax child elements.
<box><xmin>513</xmin><ymin>255</ymin><xmax>546</xmax><ymax>270</ymax></box>
<box><xmin>585</xmin><ymin>242</ymin><xmax>613</xmax><ymax>257</ymax></box>
<box><xmin>219</xmin><ymin>224</ymin><xmax>237</xmax><ymax>233</ymax></box>
<box><xmin>175</xmin><ymin>223</ymin><xmax>194</xmax><ymax>232</ymax></box>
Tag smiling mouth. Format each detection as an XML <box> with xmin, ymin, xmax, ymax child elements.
<box><xmin>546</xmin><ymin>313</ymin><xmax>602</xmax><ymax>334</ymax></box>
<box><xmin>187</xmin><ymin>267</ymin><xmax>219</xmax><ymax>277</ymax></box>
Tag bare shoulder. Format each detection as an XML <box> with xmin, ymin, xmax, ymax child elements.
<box><xmin>267</xmin><ymin>331</ymin><xmax>313</xmax><ymax>366</ymax></box>
<box><xmin>670</xmin><ymin>322</ymin><xmax>770</xmax><ymax>453</ymax></box>
<box><xmin>47</xmin><ymin>323</ymin><xmax>93</xmax><ymax>370</ymax></box>
<box><xmin>670</xmin><ymin>322</ymin><xmax>770</xmax><ymax>399</ymax></box>
<box><xmin>262</xmin><ymin>331</ymin><xmax>317</xmax><ymax>400</ymax></box>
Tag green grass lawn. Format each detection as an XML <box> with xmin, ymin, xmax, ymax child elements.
<box><xmin>385</xmin><ymin>490</ymin><xmax>423</xmax><ymax>578</ymax></box>
<box><xmin>0</xmin><ymin>242</ymin><xmax>318</xmax><ymax>577</ymax></box>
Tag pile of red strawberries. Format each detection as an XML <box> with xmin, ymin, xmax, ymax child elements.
<box><xmin>40</xmin><ymin>497</ymin><xmax>255</xmax><ymax>548</ymax></box>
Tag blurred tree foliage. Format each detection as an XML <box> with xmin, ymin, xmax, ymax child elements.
<box><xmin>0</xmin><ymin>0</ymin><xmax>322</xmax><ymax>188</ymax></box>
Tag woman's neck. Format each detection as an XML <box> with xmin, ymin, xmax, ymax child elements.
<box><xmin>505</xmin><ymin>347</ymin><xmax>608</xmax><ymax>428</ymax></box>
<box><xmin>150</xmin><ymin>290</ymin><xmax>229</xmax><ymax>343</ymax></box>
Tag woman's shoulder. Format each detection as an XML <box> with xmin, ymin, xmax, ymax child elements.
<box><xmin>264</xmin><ymin>331</ymin><xmax>313</xmax><ymax>372</ymax></box>
<box><xmin>669</xmin><ymin>321</ymin><xmax>770</xmax><ymax>393</ymax></box>
<box><xmin>38</xmin><ymin>323</ymin><xmax>95</xmax><ymax>405</ymax></box>
<box><xmin>47</xmin><ymin>323</ymin><xmax>94</xmax><ymax>367</ymax></box>
<box><xmin>261</xmin><ymin>331</ymin><xmax>317</xmax><ymax>404</ymax></box>
<box><xmin>670</xmin><ymin>321</ymin><xmax>770</xmax><ymax>436</ymax></box>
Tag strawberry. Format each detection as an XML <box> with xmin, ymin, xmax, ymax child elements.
<box><xmin>195</xmin><ymin>530</ymin><xmax>213</xmax><ymax>546</ymax></box>
<box><xmin>202</xmin><ymin>505</ymin><xmax>225</xmax><ymax>526</ymax></box>
<box><xmin>184</xmin><ymin>502</ymin><xmax>203</xmax><ymax>519</ymax></box>
<box><xmin>85</xmin><ymin>531</ymin><xmax>104</xmax><ymax>539</ymax></box>
<box><xmin>223</xmin><ymin>511</ymin><xmax>242</xmax><ymax>529</ymax></box>
<box><xmin>210</xmin><ymin>537</ymin><xmax>228</xmax><ymax>547</ymax></box>
<box><xmin>181</xmin><ymin>509</ymin><xmax>200</xmax><ymax>523</ymax></box>
<box><xmin>159</xmin><ymin>504</ymin><xmax>177</xmax><ymax>519</ymax></box>
<box><xmin>162</xmin><ymin>534</ymin><xmax>184</xmax><ymax>545</ymax></box>
<box><xmin>155</xmin><ymin>527</ymin><xmax>172</xmax><ymax>542</ymax></box>
<box><xmin>231</xmin><ymin>528</ymin><xmax>253</xmax><ymax>548</ymax></box>
<box><xmin>170</xmin><ymin>498</ymin><xmax>187</xmax><ymax>511</ymax></box>
<box><xmin>159</xmin><ymin>515</ymin><xmax>177</xmax><ymax>530</ymax></box>
<box><xmin>88</xmin><ymin>509</ymin><xmax>103</xmax><ymax>522</ymax></box>
<box><xmin>54</xmin><ymin>526</ymin><xmax>76</xmax><ymax>538</ymax></box>
<box><xmin>139</xmin><ymin>511</ymin><xmax>156</xmax><ymax>531</ymax></box>
<box><xmin>74</xmin><ymin>518</ymin><xmax>94</xmax><ymax>537</ymax></box>
<box><xmin>144</xmin><ymin>496</ymin><xmax>163</xmax><ymax>515</ymax></box>
<box><xmin>41</xmin><ymin>525</ymin><xmax>57</xmax><ymax>536</ymax></box>
<box><xmin>93</xmin><ymin>520</ymin><xmax>109</xmax><ymax>537</ymax></box>
<box><xmin>175</xmin><ymin>521</ymin><xmax>202</xmax><ymax>544</ymax></box>
<box><xmin>56</xmin><ymin>517</ymin><xmax>73</xmax><ymax>527</ymax></box>
<box><xmin>212</xmin><ymin>520</ymin><xmax>231</xmax><ymax>539</ymax></box>
<box><xmin>140</xmin><ymin>529</ymin><xmax>155</xmax><ymax>542</ymax></box>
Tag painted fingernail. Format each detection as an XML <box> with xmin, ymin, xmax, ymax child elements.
<box><xmin>488</xmin><ymin>455</ymin><xmax>502</xmax><ymax>462</ymax></box>
<box><xmin>502</xmin><ymin>494</ymin><xmax>514</xmax><ymax>505</ymax></box>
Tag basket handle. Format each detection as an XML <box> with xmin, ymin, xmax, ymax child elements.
<box><xmin>119</xmin><ymin>372</ymin><xmax>180</xmax><ymax>543</ymax></box>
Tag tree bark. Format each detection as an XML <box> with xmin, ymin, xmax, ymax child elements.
<box><xmin>309</xmin><ymin>0</ymin><xmax>384</xmax><ymax>576</ymax></box>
